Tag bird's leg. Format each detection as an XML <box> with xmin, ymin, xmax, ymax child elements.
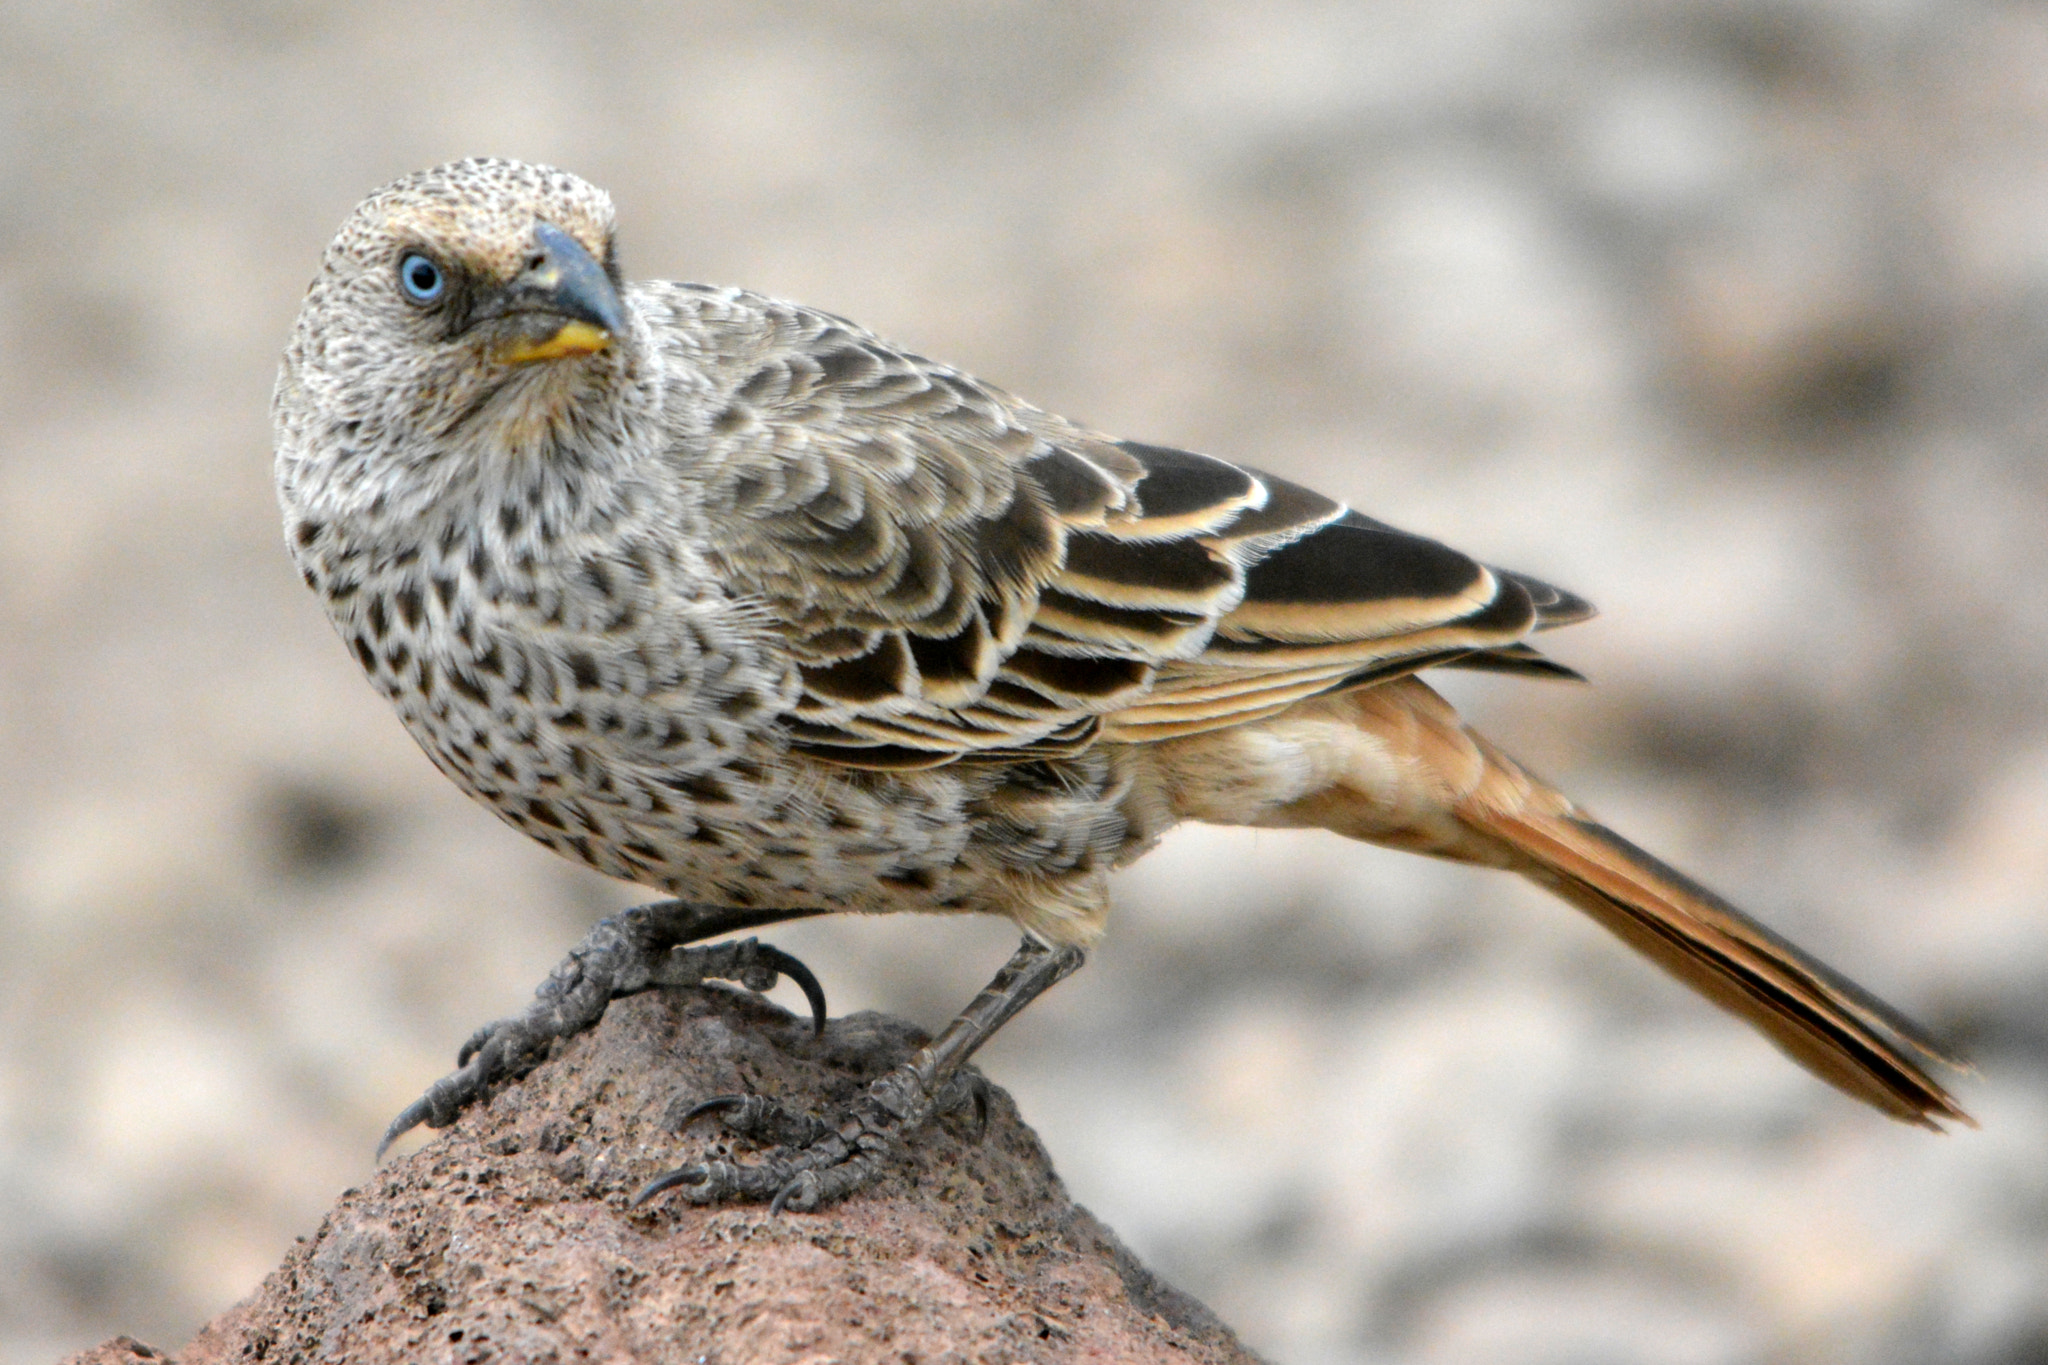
<box><xmin>380</xmin><ymin>899</ymin><xmax>828</xmax><ymax>1155</ymax></box>
<box><xmin>637</xmin><ymin>934</ymin><xmax>1085</xmax><ymax>1214</ymax></box>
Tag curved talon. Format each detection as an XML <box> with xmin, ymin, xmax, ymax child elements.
<box><xmin>759</xmin><ymin>946</ymin><xmax>828</xmax><ymax>1037</ymax></box>
<box><xmin>376</xmin><ymin>1059</ymin><xmax>489</xmax><ymax>1159</ymax></box>
<box><xmin>376</xmin><ymin>1095</ymin><xmax>436</xmax><ymax>1160</ymax></box>
<box><xmin>633</xmin><ymin>1163</ymin><xmax>708</xmax><ymax>1206</ymax></box>
<box><xmin>953</xmin><ymin>1073</ymin><xmax>992</xmax><ymax>1142</ymax></box>
<box><xmin>769</xmin><ymin>1172</ymin><xmax>817</xmax><ymax>1216</ymax></box>
<box><xmin>678</xmin><ymin>1095</ymin><xmax>749</xmax><ymax>1129</ymax></box>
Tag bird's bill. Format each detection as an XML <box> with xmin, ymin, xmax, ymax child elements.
<box><xmin>498</xmin><ymin>319</ymin><xmax>612</xmax><ymax>364</ymax></box>
<box><xmin>483</xmin><ymin>219</ymin><xmax>624</xmax><ymax>365</ymax></box>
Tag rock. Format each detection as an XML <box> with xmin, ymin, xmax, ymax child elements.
<box><xmin>64</xmin><ymin>986</ymin><xmax>1262</xmax><ymax>1365</ymax></box>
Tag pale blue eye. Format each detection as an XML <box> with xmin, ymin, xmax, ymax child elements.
<box><xmin>399</xmin><ymin>253</ymin><xmax>444</xmax><ymax>303</ymax></box>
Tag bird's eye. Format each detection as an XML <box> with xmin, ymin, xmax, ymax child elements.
<box><xmin>399</xmin><ymin>253</ymin><xmax>445</xmax><ymax>303</ymax></box>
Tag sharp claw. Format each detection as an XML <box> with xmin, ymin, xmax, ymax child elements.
<box><xmin>376</xmin><ymin>1095</ymin><xmax>434</xmax><ymax>1160</ymax></box>
<box><xmin>757</xmin><ymin>946</ymin><xmax>828</xmax><ymax>1036</ymax></box>
<box><xmin>678</xmin><ymin>1095</ymin><xmax>748</xmax><ymax>1129</ymax></box>
<box><xmin>965</xmin><ymin>1076</ymin><xmax>991</xmax><ymax>1142</ymax></box>
<box><xmin>633</xmin><ymin>1164</ymin><xmax>708</xmax><ymax>1206</ymax></box>
<box><xmin>768</xmin><ymin>1174</ymin><xmax>812</xmax><ymax>1216</ymax></box>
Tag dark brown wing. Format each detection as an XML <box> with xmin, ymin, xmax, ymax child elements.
<box><xmin>1097</xmin><ymin>503</ymin><xmax>1590</xmax><ymax>742</ymax></box>
<box><xmin>683</xmin><ymin>290</ymin><xmax>1587</xmax><ymax>768</ymax></box>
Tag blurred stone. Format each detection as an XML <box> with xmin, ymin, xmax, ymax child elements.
<box><xmin>55</xmin><ymin>1340</ymin><xmax>163</xmax><ymax>1365</ymax></box>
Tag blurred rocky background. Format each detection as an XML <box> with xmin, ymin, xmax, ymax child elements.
<box><xmin>3</xmin><ymin>3</ymin><xmax>2045</xmax><ymax>1362</ymax></box>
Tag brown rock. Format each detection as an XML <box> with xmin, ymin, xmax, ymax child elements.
<box><xmin>67</xmin><ymin>986</ymin><xmax>1261</xmax><ymax>1365</ymax></box>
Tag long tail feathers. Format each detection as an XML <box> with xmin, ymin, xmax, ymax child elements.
<box><xmin>1472</xmin><ymin>801</ymin><xmax>1973</xmax><ymax>1129</ymax></box>
<box><xmin>1199</xmin><ymin>678</ymin><xmax>1970</xmax><ymax>1127</ymax></box>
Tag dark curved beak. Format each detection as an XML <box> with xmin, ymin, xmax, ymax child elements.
<box><xmin>483</xmin><ymin>220</ymin><xmax>625</xmax><ymax>364</ymax></box>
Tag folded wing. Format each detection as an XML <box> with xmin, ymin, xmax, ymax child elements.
<box><xmin>690</xmin><ymin>294</ymin><xmax>1588</xmax><ymax>769</ymax></box>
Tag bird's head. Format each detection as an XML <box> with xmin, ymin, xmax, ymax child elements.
<box><xmin>276</xmin><ymin>159</ymin><xmax>655</xmax><ymax>526</ymax></box>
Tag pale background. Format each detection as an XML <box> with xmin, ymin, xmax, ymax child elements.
<box><xmin>3</xmin><ymin>3</ymin><xmax>2046</xmax><ymax>1363</ymax></box>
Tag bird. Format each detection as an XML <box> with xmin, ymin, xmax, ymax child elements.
<box><xmin>273</xmin><ymin>158</ymin><xmax>1969</xmax><ymax>1212</ymax></box>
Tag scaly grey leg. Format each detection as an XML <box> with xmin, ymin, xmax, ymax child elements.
<box><xmin>636</xmin><ymin>934</ymin><xmax>1085</xmax><ymax>1213</ymax></box>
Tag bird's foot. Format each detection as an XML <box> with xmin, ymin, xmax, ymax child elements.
<box><xmin>632</xmin><ymin>935</ymin><xmax>1080</xmax><ymax>1212</ymax></box>
<box><xmin>636</xmin><ymin>1064</ymin><xmax>990</xmax><ymax>1214</ymax></box>
<box><xmin>378</xmin><ymin>901</ymin><xmax>825</xmax><ymax>1156</ymax></box>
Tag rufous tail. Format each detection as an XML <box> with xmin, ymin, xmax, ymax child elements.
<box><xmin>1272</xmin><ymin>679</ymin><xmax>1972</xmax><ymax>1128</ymax></box>
<box><xmin>1477</xmin><ymin>798</ymin><xmax>1969</xmax><ymax>1127</ymax></box>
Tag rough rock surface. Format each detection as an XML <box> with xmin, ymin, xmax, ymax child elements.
<box><xmin>63</xmin><ymin>986</ymin><xmax>1259</xmax><ymax>1365</ymax></box>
